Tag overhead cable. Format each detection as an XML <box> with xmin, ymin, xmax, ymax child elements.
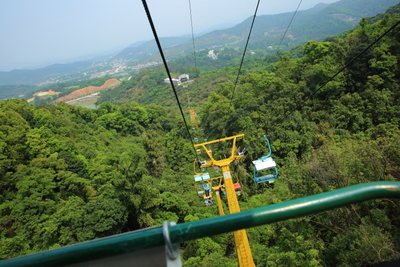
<box><xmin>224</xmin><ymin>0</ymin><xmax>261</xmax><ymax>131</ymax></box>
<box><xmin>141</xmin><ymin>0</ymin><xmax>199</xmax><ymax>158</ymax></box>
<box><xmin>188</xmin><ymin>0</ymin><xmax>199</xmax><ymax>81</ymax></box>
<box><xmin>276</xmin><ymin>19</ymin><xmax>400</xmax><ymax>127</ymax></box>
<box><xmin>276</xmin><ymin>0</ymin><xmax>303</xmax><ymax>55</ymax></box>
<box><xmin>255</xmin><ymin>0</ymin><xmax>303</xmax><ymax>137</ymax></box>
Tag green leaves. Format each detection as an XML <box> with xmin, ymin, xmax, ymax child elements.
<box><xmin>83</xmin><ymin>198</ymin><xmax>127</xmax><ymax>236</ymax></box>
<box><xmin>326</xmin><ymin>220</ymin><xmax>397</xmax><ymax>267</ymax></box>
<box><xmin>2</xmin><ymin>8</ymin><xmax>400</xmax><ymax>266</ymax></box>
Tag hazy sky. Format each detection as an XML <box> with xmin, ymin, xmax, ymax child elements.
<box><xmin>0</xmin><ymin>0</ymin><xmax>339</xmax><ymax>71</ymax></box>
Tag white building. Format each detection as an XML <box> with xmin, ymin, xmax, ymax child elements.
<box><xmin>178</xmin><ymin>74</ymin><xmax>189</xmax><ymax>82</ymax></box>
<box><xmin>207</xmin><ymin>50</ymin><xmax>218</xmax><ymax>60</ymax></box>
<box><xmin>164</xmin><ymin>78</ymin><xmax>181</xmax><ymax>85</ymax></box>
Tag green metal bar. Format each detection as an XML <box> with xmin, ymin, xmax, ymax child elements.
<box><xmin>1</xmin><ymin>181</ymin><xmax>400</xmax><ymax>267</ymax></box>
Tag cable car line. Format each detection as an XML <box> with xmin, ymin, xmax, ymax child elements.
<box><xmin>188</xmin><ymin>0</ymin><xmax>198</xmax><ymax>77</ymax></box>
<box><xmin>274</xmin><ymin>19</ymin><xmax>400</xmax><ymax>130</ymax></box>
<box><xmin>226</xmin><ymin>0</ymin><xmax>261</xmax><ymax>121</ymax></box>
<box><xmin>140</xmin><ymin>2</ymin><xmax>398</xmax><ymax>266</ymax></box>
<box><xmin>252</xmin><ymin>0</ymin><xmax>303</xmax><ymax>139</ymax></box>
<box><xmin>186</xmin><ymin>0</ymin><xmax>207</xmax><ymax>145</ymax></box>
<box><xmin>224</xmin><ymin>0</ymin><xmax>300</xmax><ymax>138</ymax></box>
<box><xmin>187</xmin><ymin>0</ymin><xmax>201</xmax><ymax>126</ymax></box>
<box><xmin>275</xmin><ymin>0</ymin><xmax>303</xmax><ymax>55</ymax></box>
<box><xmin>248</xmin><ymin>0</ymin><xmax>304</xmax><ymax>161</ymax></box>
<box><xmin>141</xmin><ymin>1</ymin><xmax>277</xmax><ymax>266</ymax></box>
<box><xmin>184</xmin><ymin>4</ymin><xmax>263</xmax><ymax>265</ymax></box>
<box><xmin>141</xmin><ymin>0</ymin><xmax>199</xmax><ymax>159</ymax></box>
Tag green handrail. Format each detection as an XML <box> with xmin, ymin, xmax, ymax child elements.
<box><xmin>1</xmin><ymin>181</ymin><xmax>400</xmax><ymax>267</ymax></box>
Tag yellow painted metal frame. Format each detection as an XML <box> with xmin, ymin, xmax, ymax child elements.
<box><xmin>189</xmin><ymin>109</ymin><xmax>200</xmax><ymax>130</ymax></box>
<box><xmin>194</xmin><ymin>134</ymin><xmax>245</xmax><ymax>167</ymax></box>
<box><xmin>215</xmin><ymin>190</ymin><xmax>225</xmax><ymax>216</ymax></box>
<box><xmin>193</xmin><ymin>176</ymin><xmax>222</xmax><ymax>192</ymax></box>
<box><xmin>194</xmin><ymin>134</ymin><xmax>255</xmax><ymax>267</ymax></box>
<box><xmin>187</xmin><ymin>92</ymin><xmax>200</xmax><ymax>131</ymax></box>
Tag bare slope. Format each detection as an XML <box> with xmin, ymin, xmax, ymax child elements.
<box><xmin>53</xmin><ymin>78</ymin><xmax>121</xmax><ymax>103</ymax></box>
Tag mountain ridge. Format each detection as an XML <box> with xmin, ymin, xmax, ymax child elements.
<box><xmin>0</xmin><ymin>0</ymin><xmax>398</xmax><ymax>88</ymax></box>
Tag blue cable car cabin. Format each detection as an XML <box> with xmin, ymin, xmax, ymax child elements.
<box><xmin>252</xmin><ymin>157</ymin><xmax>278</xmax><ymax>183</ymax></box>
<box><xmin>252</xmin><ymin>135</ymin><xmax>279</xmax><ymax>184</ymax></box>
<box><xmin>194</xmin><ymin>173</ymin><xmax>212</xmax><ymax>198</ymax></box>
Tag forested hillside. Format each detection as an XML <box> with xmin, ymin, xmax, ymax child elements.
<box><xmin>1</xmin><ymin>5</ymin><xmax>400</xmax><ymax>267</ymax></box>
<box><xmin>120</xmin><ymin>0</ymin><xmax>399</xmax><ymax>65</ymax></box>
<box><xmin>0</xmin><ymin>0</ymin><xmax>394</xmax><ymax>90</ymax></box>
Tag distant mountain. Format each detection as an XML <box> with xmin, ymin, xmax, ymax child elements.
<box><xmin>0</xmin><ymin>61</ymin><xmax>93</xmax><ymax>86</ymax></box>
<box><xmin>127</xmin><ymin>40</ymin><xmax>148</xmax><ymax>48</ymax></box>
<box><xmin>111</xmin><ymin>26</ymin><xmax>235</xmax><ymax>62</ymax></box>
<box><xmin>149</xmin><ymin>0</ymin><xmax>399</xmax><ymax>59</ymax></box>
<box><xmin>286</xmin><ymin>0</ymin><xmax>400</xmax><ymax>42</ymax></box>
<box><xmin>98</xmin><ymin>1</ymin><xmax>400</xmax><ymax>110</ymax></box>
<box><xmin>0</xmin><ymin>36</ymin><xmax>195</xmax><ymax>87</ymax></box>
<box><xmin>111</xmin><ymin>35</ymin><xmax>193</xmax><ymax>61</ymax></box>
<box><xmin>0</xmin><ymin>0</ymin><xmax>397</xmax><ymax>88</ymax></box>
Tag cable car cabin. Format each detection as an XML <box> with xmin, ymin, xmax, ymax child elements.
<box><xmin>252</xmin><ymin>134</ymin><xmax>279</xmax><ymax>184</ymax></box>
<box><xmin>252</xmin><ymin>157</ymin><xmax>278</xmax><ymax>184</ymax></box>
<box><xmin>234</xmin><ymin>183</ymin><xmax>241</xmax><ymax>196</ymax></box>
<box><xmin>217</xmin><ymin>176</ymin><xmax>241</xmax><ymax>196</ymax></box>
<box><xmin>194</xmin><ymin>173</ymin><xmax>211</xmax><ymax>195</ymax></box>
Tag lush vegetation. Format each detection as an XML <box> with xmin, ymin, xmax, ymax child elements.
<box><xmin>0</xmin><ymin>85</ymin><xmax>37</xmax><ymax>101</ymax></box>
<box><xmin>1</xmin><ymin>6</ymin><xmax>400</xmax><ymax>267</ymax></box>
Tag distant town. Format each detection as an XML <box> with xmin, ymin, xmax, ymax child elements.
<box><xmin>36</xmin><ymin>59</ymin><xmax>162</xmax><ymax>87</ymax></box>
<box><xmin>35</xmin><ymin>49</ymin><xmax>221</xmax><ymax>87</ymax></box>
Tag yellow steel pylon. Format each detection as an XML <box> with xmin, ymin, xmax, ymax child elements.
<box><xmin>194</xmin><ymin>134</ymin><xmax>255</xmax><ymax>267</ymax></box>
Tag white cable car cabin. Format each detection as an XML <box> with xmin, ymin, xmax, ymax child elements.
<box><xmin>252</xmin><ymin>135</ymin><xmax>279</xmax><ymax>184</ymax></box>
<box><xmin>252</xmin><ymin>157</ymin><xmax>278</xmax><ymax>184</ymax></box>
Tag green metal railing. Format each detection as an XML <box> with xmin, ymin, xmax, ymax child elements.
<box><xmin>1</xmin><ymin>181</ymin><xmax>400</xmax><ymax>267</ymax></box>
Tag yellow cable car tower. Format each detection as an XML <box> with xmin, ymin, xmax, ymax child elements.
<box><xmin>186</xmin><ymin>92</ymin><xmax>200</xmax><ymax>131</ymax></box>
<box><xmin>194</xmin><ymin>134</ymin><xmax>255</xmax><ymax>267</ymax></box>
<box><xmin>190</xmin><ymin>109</ymin><xmax>200</xmax><ymax>130</ymax></box>
<box><xmin>193</xmin><ymin>167</ymin><xmax>242</xmax><ymax>216</ymax></box>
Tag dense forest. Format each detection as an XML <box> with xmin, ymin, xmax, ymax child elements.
<box><xmin>1</xmin><ymin>4</ymin><xmax>400</xmax><ymax>267</ymax></box>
